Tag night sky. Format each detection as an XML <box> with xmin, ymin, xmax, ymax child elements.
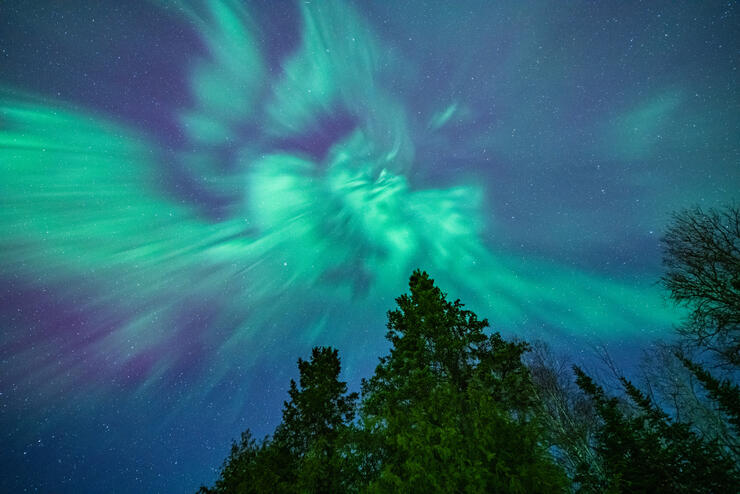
<box><xmin>1</xmin><ymin>1</ymin><xmax>738</xmax><ymax>492</ymax></box>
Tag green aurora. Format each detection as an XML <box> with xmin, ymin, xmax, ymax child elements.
<box><xmin>1</xmin><ymin>1</ymin><xmax>679</xmax><ymax>400</ymax></box>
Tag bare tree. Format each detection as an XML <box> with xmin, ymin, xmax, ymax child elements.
<box><xmin>661</xmin><ymin>205</ymin><xmax>740</xmax><ymax>367</ymax></box>
<box><xmin>526</xmin><ymin>341</ymin><xmax>604</xmax><ymax>483</ymax></box>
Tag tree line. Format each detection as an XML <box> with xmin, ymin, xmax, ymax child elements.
<box><xmin>198</xmin><ymin>205</ymin><xmax>740</xmax><ymax>493</ymax></box>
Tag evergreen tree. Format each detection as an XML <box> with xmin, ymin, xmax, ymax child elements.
<box><xmin>274</xmin><ymin>346</ymin><xmax>359</xmax><ymax>493</ymax></box>
<box><xmin>573</xmin><ymin>366</ymin><xmax>740</xmax><ymax>493</ymax></box>
<box><xmin>359</xmin><ymin>270</ymin><xmax>566</xmax><ymax>493</ymax></box>
<box><xmin>200</xmin><ymin>346</ymin><xmax>357</xmax><ymax>493</ymax></box>
<box><xmin>196</xmin><ymin>430</ymin><xmax>293</xmax><ymax>494</ymax></box>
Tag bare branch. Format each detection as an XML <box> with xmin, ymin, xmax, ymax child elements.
<box><xmin>660</xmin><ymin>205</ymin><xmax>740</xmax><ymax>367</ymax></box>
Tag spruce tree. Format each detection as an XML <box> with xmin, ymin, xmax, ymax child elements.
<box><xmin>274</xmin><ymin>346</ymin><xmax>359</xmax><ymax>493</ymax></box>
<box><xmin>200</xmin><ymin>346</ymin><xmax>357</xmax><ymax>493</ymax></box>
<box><xmin>360</xmin><ymin>270</ymin><xmax>566</xmax><ymax>493</ymax></box>
<box><xmin>573</xmin><ymin>366</ymin><xmax>740</xmax><ymax>493</ymax></box>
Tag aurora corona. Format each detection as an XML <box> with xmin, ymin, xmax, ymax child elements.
<box><xmin>2</xmin><ymin>1</ymin><xmax>666</xmax><ymax>400</ymax></box>
<box><xmin>1</xmin><ymin>1</ymin><xmax>737</xmax><ymax>492</ymax></box>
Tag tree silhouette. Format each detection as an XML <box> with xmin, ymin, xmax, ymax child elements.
<box><xmin>675</xmin><ymin>353</ymin><xmax>740</xmax><ymax>436</ymax></box>
<box><xmin>661</xmin><ymin>205</ymin><xmax>740</xmax><ymax>366</ymax></box>
<box><xmin>573</xmin><ymin>366</ymin><xmax>740</xmax><ymax>493</ymax></box>
<box><xmin>526</xmin><ymin>342</ymin><xmax>604</xmax><ymax>483</ymax></box>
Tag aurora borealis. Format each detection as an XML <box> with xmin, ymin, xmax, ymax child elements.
<box><xmin>1</xmin><ymin>1</ymin><xmax>738</xmax><ymax>492</ymax></box>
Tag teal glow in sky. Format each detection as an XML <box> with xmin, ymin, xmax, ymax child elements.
<box><xmin>1</xmin><ymin>1</ymin><xmax>738</xmax><ymax>492</ymax></box>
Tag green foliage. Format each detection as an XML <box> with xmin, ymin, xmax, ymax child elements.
<box><xmin>196</xmin><ymin>430</ymin><xmax>293</xmax><ymax>494</ymax></box>
<box><xmin>276</xmin><ymin>347</ymin><xmax>358</xmax><ymax>454</ymax></box>
<box><xmin>200</xmin><ymin>261</ymin><xmax>740</xmax><ymax>494</ymax></box>
<box><xmin>359</xmin><ymin>270</ymin><xmax>567</xmax><ymax>493</ymax></box>
<box><xmin>573</xmin><ymin>366</ymin><xmax>740</xmax><ymax>493</ymax></box>
<box><xmin>200</xmin><ymin>347</ymin><xmax>357</xmax><ymax>493</ymax></box>
<box><xmin>276</xmin><ymin>346</ymin><xmax>359</xmax><ymax>493</ymax></box>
